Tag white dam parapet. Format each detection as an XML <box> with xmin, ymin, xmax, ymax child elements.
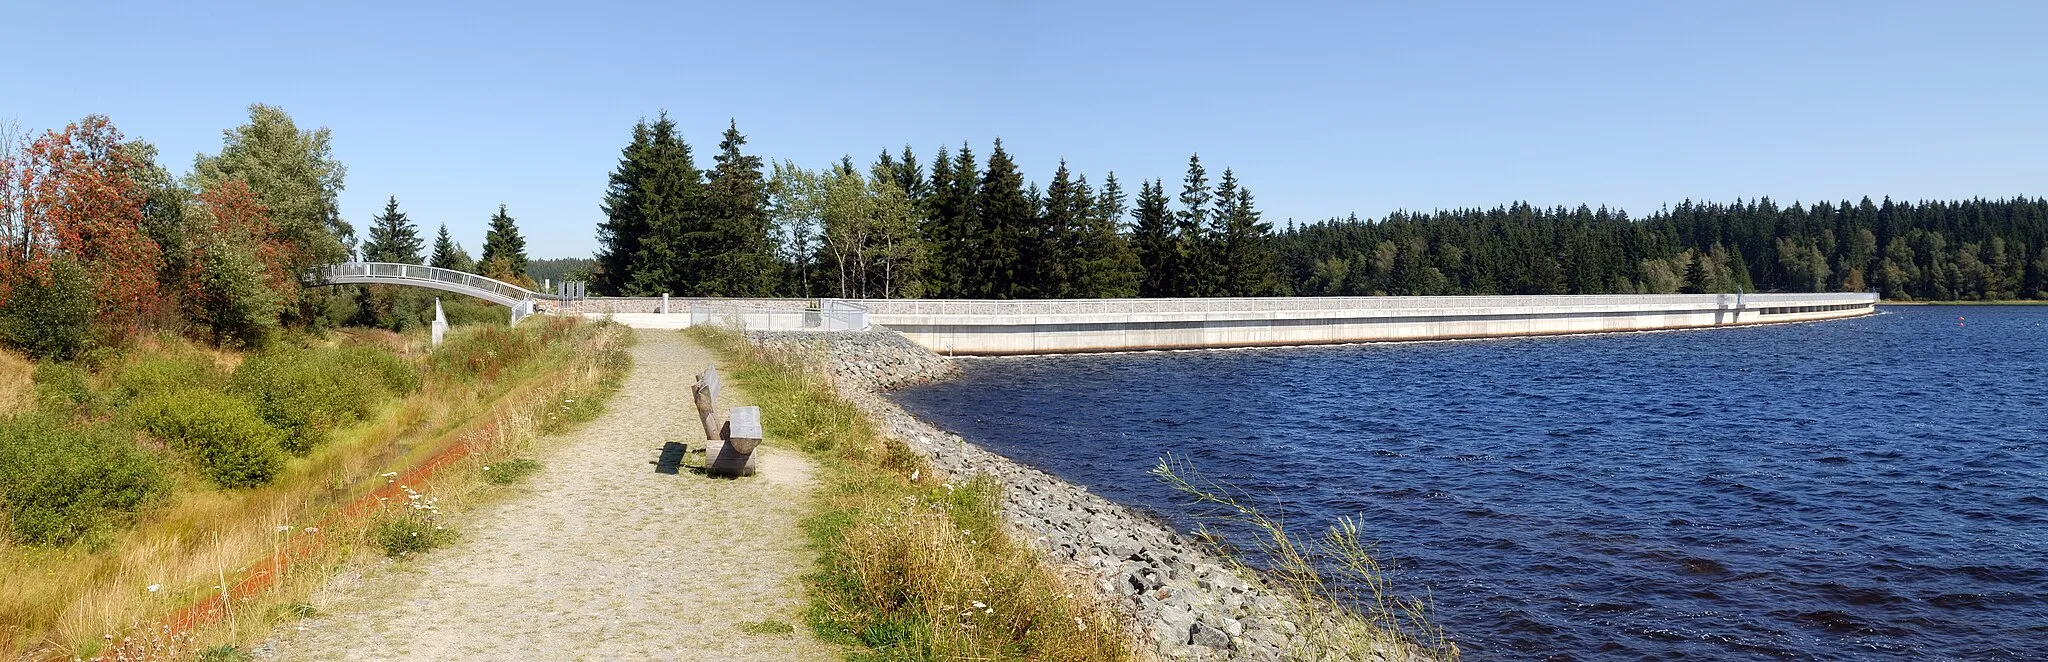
<box><xmin>843</xmin><ymin>293</ymin><xmax>1880</xmax><ymax>355</ymax></box>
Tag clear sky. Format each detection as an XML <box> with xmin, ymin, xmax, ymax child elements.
<box><xmin>5</xmin><ymin>1</ymin><xmax>2044</xmax><ymax>259</ymax></box>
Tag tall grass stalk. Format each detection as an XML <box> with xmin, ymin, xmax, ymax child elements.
<box><xmin>689</xmin><ymin>327</ymin><xmax>1135</xmax><ymax>662</ymax></box>
<box><xmin>1152</xmin><ymin>455</ymin><xmax>1459</xmax><ymax>661</ymax></box>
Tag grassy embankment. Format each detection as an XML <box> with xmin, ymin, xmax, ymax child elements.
<box><xmin>688</xmin><ymin>327</ymin><xmax>1134</xmax><ymax>662</ymax></box>
<box><xmin>0</xmin><ymin>316</ymin><xmax>630</xmax><ymax>660</ymax></box>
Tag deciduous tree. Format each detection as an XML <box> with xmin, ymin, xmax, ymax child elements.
<box><xmin>0</xmin><ymin>115</ymin><xmax>162</xmax><ymax>338</ymax></box>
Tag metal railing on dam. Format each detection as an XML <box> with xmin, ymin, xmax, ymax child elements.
<box><xmin>842</xmin><ymin>292</ymin><xmax>1881</xmax><ymax>355</ymax></box>
<box><xmin>689</xmin><ymin>299</ymin><xmax>870</xmax><ymax>332</ymax></box>
<box><xmin>848</xmin><ymin>292</ymin><xmax>1870</xmax><ymax>317</ymax></box>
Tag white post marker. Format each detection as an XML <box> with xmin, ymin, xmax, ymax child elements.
<box><xmin>431</xmin><ymin>297</ymin><xmax>448</xmax><ymax>346</ymax></box>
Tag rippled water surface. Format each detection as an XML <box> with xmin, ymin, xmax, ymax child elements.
<box><xmin>890</xmin><ymin>306</ymin><xmax>2048</xmax><ymax>660</ymax></box>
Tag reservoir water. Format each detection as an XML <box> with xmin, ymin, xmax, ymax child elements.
<box><xmin>889</xmin><ymin>305</ymin><xmax>2048</xmax><ymax>660</ymax></box>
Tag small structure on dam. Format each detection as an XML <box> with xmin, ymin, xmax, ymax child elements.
<box><xmin>845</xmin><ymin>292</ymin><xmax>1880</xmax><ymax>355</ymax></box>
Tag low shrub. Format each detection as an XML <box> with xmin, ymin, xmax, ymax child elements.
<box><xmin>112</xmin><ymin>352</ymin><xmax>226</xmax><ymax>403</ymax></box>
<box><xmin>441</xmin><ymin>298</ymin><xmax>506</xmax><ymax>327</ymax></box>
<box><xmin>0</xmin><ymin>414</ymin><xmax>168</xmax><ymax>546</ymax></box>
<box><xmin>0</xmin><ymin>259</ymin><xmax>95</xmax><ymax>362</ymax></box>
<box><xmin>132</xmin><ymin>390</ymin><xmax>286</xmax><ymax>488</ymax></box>
<box><xmin>337</xmin><ymin>346</ymin><xmax>419</xmax><ymax>394</ymax></box>
<box><xmin>228</xmin><ymin>346</ymin><xmax>413</xmax><ymax>453</ymax></box>
<box><xmin>370</xmin><ymin>486</ymin><xmax>453</xmax><ymax>557</ymax></box>
<box><xmin>429</xmin><ymin>325</ymin><xmax>543</xmax><ymax>382</ymax></box>
<box><xmin>481</xmin><ymin>457</ymin><xmax>541</xmax><ymax>485</ymax></box>
<box><xmin>30</xmin><ymin>362</ymin><xmax>102</xmax><ymax>418</ymax></box>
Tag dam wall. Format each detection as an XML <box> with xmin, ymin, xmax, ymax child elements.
<box><xmin>848</xmin><ymin>293</ymin><xmax>1879</xmax><ymax>355</ymax></box>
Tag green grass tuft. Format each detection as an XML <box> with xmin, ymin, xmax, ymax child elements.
<box><xmin>739</xmin><ymin>619</ymin><xmax>796</xmax><ymax>636</ymax></box>
<box><xmin>481</xmin><ymin>458</ymin><xmax>542</xmax><ymax>485</ymax></box>
<box><xmin>197</xmin><ymin>644</ymin><xmax>250</xmax><ymax>662</ymax></box>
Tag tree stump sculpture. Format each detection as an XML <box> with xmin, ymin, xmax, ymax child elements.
<box><xmin>693</xmin><ymin>366</ymin><xmax>759</xmax><ymax>477</ymax></box>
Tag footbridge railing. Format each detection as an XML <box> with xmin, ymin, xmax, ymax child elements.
<box><xmin>306</xmin><ymin>262</ymin><xmax>560</xmax><ymax>308</ymax></box>
<box><xmin>306</xmin><ymin>262</ymin><xmax>571</xmax><ymax>325</ymax></box>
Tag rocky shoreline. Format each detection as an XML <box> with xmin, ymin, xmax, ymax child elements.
<box><xmin>746</xmin><ymin>330</ymin><xmax>1422</xmax><ymax>661</ymax></box>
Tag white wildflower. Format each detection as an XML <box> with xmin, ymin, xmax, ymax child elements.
<box><xmin>971</xmin><ymin>601</ymin><xmax>987</xmax><ymax>609</ymax></box>
<box><xmin>381</xmin><ymin>472</ymin><xmax>398</xmax><ymax>477</ymax></box>
<box><xmin>147</xmin><ymin>584</ymin><xmax>161</xmax><ymax>593</ymax></box>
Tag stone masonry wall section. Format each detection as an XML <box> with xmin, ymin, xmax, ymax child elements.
<box><xmin>745</xmin><ymin>330</ymin><xmax>1426</xmax><ymax>661</ymax></box>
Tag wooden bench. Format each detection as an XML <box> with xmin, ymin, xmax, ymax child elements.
<box><xmin>693</xmin><ymin>366</ymin><xmax>761</xmax><ymax>477</ymax></box>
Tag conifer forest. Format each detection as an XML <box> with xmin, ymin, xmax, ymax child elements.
<box><xmin>593</xmin><ymin>114</ymin><xmax>2048</xmax><ymax>302</ymax></box>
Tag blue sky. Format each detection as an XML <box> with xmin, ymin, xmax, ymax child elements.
<box><xmin>5</xmin><ymin>1</ymin><xmax>2044</xmax><ymax>259</ymax></box>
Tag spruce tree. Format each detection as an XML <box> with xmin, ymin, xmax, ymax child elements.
<box><xmin>1174</xmin><ymin>155</ymin><xmax>1215</xmax><ymax>296</ymax></box>
<box><xmin>1034</xmin><ymin>160</ymin><xmax>1082</xmax><ymax>297</ymax></box>
<box><xmin>1682</xmin><ymin>252</ymin><xmax>1708</xmax><ymax>294</ymax></box>
<box><xmin>936</xmin><ymin>143</ymin><xmax>981</xmax><ymax>297</ymax></box>
<box><xmin>355</xmin><ymin>196</ymin><xmax>427</xmax><ymax>330</ymax></box>
<box><xmin>628</xmin><ymin>113</ymin><xmax>704</xmax><ymax>296</ymax></box>
<box><xmin>361</xmin><ymin>196</ymin><xmax>423</xmax><ymax>264</ymax></box>
<box><xmin>1074</xmin><ymin>171</ymin><xmax>1141</xmax><ymax>297</ymax></box>
<box><xmin>595</xmin><ymin>120</ymin><xmax>652</xmax><ymax>295</ymax></box>
<box><xmin>428</xmin><ymin>224</ymin><xmax>476</xmax><ymax>272</ymax></box>
<box><xmin>480</xmin><ymin>204</ymin><xmax>529</xmax><ymax>282</ymax></box>
<box><xmin>1215</xmin><ymin>179</ymin><xmax>1282</xmax><ymax>296</ymax></box>
<box><xmin>1132</xmin><ymin>179</ymin><xmax>1175</xmax><ymax>297</ymax></box>
<box><xmin>700</xmin><ymin>120</ymin><xmax>778</xmax><ymax>296</ymax></box>
<box><xmin>877</xmin><ymin>145</ymin><xmax>927</xmax><ymax>201</ymax></box>
<box><xmin>920</xmin><ymin>146</ymin><xmax>959</xmax><ymax>297</ymax></box>
<box><xmin>972</xmin><ymin>140</ymin><xmax>1031</xmax><ymax>299</ymax></box>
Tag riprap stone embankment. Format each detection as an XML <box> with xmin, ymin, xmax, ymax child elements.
<box><xmin>746</xmin><ymin>330</ymin><xmax>1423</xmax><ymax>661</ymax></box>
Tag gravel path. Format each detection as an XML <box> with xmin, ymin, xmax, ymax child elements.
<box><xmin>265</xmin><ymin>330</ymin><xmax>831</xmax><ymax>661</ymax></box>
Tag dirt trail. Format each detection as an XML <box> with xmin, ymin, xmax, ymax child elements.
<box><xmin>265</xmin><ymin>330</ymin><xmax>831</xmax><ymax>661</ymax></box>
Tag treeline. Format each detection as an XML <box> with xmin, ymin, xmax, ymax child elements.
<box><xmin>1279</xmin><ymin>198</ymin><xmax>2048</xmax><ymax>300</ymax></box>
<box><xmin>591</xmin><ymin>115</ymin><xmax>2047</xmax><ymax>302</ymax></box>
<box><xmin>592</xmin><ymin>114</ymin><xmax>1280</xmax><ymax>299</ymax></box>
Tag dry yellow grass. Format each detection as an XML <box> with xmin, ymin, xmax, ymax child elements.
<box><xmin>0</xmin><ymin>349</ymin><xmax>31</xmax><ymax>416</ymax></box>
<box><xmin>0</xmin><ymin>319</ymin><xmax>633</xmax><ymax>660</ymax></box>
<box><xmin>1154</xmin><ymin>457</ymin><xmax>1459</xmax><ymax>661</ymax></box>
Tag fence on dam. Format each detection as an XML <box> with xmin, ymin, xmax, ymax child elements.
<box><xmin>840</xmin><ymin>292</ymin><xmax>1881</xmax><ymax>355</ymax></box>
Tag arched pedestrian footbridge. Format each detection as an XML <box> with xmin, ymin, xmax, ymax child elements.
<box><xmin>306</xmin><ymin>262</ymin><xmax>560</xmax><ymax>323</ymax></box>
